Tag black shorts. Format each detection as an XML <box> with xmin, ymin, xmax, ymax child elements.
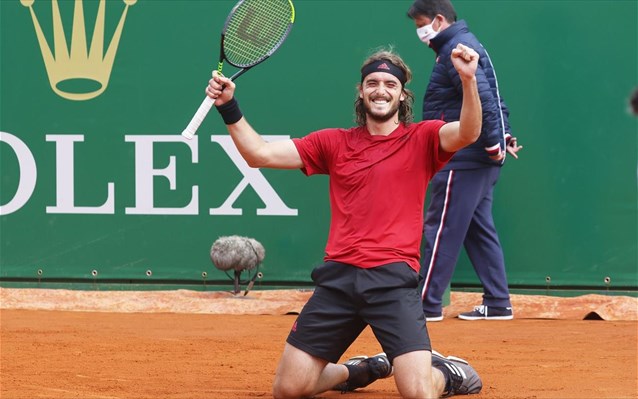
<box><xmin>286</xmin><ymin>261</ymin><xmax>431</xmax><ymax>363</ymax></box>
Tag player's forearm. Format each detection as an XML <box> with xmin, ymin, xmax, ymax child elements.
<box><xmin>458</xmin><ymin>76</ymin><xmax>482</xmax><ymax>147</ymax></box>
<box><xmin>227</xmin><ymin>118</ymin><xmax>271</xmax><ymax>168</ymax></box>
<box><xmin>227</xmin><ymin>118</ymin><xmax>303</xmax><ymax>169</ymax></box>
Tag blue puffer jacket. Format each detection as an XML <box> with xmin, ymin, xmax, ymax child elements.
<box><xmin>424</xmin><ymin>20</ymin><xmax>511</xmax><ymax>170</ymax></box>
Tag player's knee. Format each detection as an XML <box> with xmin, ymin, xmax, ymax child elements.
<box><xmin>272</xmin><ymin>378</ymin><xmax>312</xmax><ymax>399</ymax></box>
<box><xmin>397</xmin><ymin>385</ymin><xmax>437</xmax><ymax>399</ymax></box>
<box><xmin>395</xmin><ymin>372</ymin><xmax>437</xmax><ymax>399</ymax></box>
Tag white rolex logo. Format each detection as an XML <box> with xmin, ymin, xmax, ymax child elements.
<box><xmin>20</xmin><ymin>0</ymin><xmax>136</xmax><ymax>101</ymax></box>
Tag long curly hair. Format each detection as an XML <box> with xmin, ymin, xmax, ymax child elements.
<box><xmin>354</xmin><ymin>49</ymin><xmax>415</xmax><ymax>126</ymax></box>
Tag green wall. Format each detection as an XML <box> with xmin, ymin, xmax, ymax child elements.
<box><xmin>1</xmin><ymin>0</ymin><xmax>636</xmax><ymax>290</ymax></box>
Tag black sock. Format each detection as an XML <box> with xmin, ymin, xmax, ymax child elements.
<box><xmin>344</xmin><ymin>363</ymin><xmax>370</xmax><ymax>388</ymax></box>
<box><xmin>344</xmin><ymin>363</ymin><xmax>361</xmax><ymax>382</ymax></box>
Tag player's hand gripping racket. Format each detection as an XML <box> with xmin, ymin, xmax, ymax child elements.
<box><xmin>182</xmin><ymin>0</ymin><xmax>295</xmax><ymax>139</ymax></box>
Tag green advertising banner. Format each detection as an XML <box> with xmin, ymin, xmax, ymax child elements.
<box><xmin>1</xmin><ymin>0</ymin><xmax>636</xmax><ymax>291</ymax></box>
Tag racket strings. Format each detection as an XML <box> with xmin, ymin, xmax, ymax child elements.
<box><xmin>224</xmin><ymin>0</ymin><xmax>293</xmax><ymax>67</ymax></box>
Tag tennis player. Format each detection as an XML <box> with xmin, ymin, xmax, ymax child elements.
<box><xmin>205</xmin><ymin>44</ymin><xmax>482</xmax><ymax>398</ymax></box>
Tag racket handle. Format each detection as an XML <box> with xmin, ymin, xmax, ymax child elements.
<box><xmin>182</xmin><ymin>96</ymin><xmax>215</xmax><ymax>139</ymax></box>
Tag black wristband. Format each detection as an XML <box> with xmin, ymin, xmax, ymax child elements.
<box><xmin>215</xmin><ymin>98</ymin><xmax>243</xmax><ymax>125</ymax></box>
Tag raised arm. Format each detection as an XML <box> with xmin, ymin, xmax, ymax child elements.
<box><xmin>206</xmin><ymin>71</ymin><xmax>303</xmax><ymax>169</ymax></box>
<box><xmin>438</xmin><ymin>44</ymin><xmax>482</xmax><ymax>153</ymax></box>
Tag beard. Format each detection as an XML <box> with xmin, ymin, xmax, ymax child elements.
<box><xmin>364</xmin><ymin>99</ymin><xmax>400</xmax><ymax>123</ymax></box>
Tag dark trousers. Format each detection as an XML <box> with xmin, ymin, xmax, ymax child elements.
<box><xmin>419</xmin><ymin>167</ymin><xmax>511</xmax><ymax>314</ymax></box>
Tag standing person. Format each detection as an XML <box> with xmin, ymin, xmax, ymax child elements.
<box><xmin>205</xmin><ymin>45</ymin><xmax>483</xmax><ymax>398</ymax></box>
<box><xmin>408</xmin><ymin>0</ymin><xmax>523</xmax><ymax>322</ymax></box>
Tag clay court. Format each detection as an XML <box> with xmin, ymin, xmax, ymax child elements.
<box><xmin>1</xmin><ymin>289</ymin><xmax>637</xmax><ymax>399</ymax></box>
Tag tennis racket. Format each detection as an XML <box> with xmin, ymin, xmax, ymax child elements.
<box><xmin>182</xmin><ymin>0</ymin><xmax>296</xmax><ymax>139</ymax></box>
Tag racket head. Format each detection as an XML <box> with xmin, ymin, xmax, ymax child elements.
<box><xmin>220</xmin><ymin>0</ymin><xmax>295</xmax><ymax>73</ymax></box>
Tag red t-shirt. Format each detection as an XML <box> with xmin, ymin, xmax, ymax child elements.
<box><xmin>293</xmin><ymin>120</ymin><xmax>451</xmax><ymax>272</ymax></box>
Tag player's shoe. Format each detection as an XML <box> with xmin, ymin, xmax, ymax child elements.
<box><xmin>332</xmin><ymin>352</ymin><xmax>393</xmax><ymax>392</ymax></box>
<box><xmin>458</xmin><ymin>305</ymin><xmax>513</xmax><ymax>320</ymax></box>
<box><xmin>431</xmin><ymin>350</ymin><xmax>482</xmax><ymax>397</ymax></box>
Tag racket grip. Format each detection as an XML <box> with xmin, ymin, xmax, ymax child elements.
<box><xmin>182</xmin><ymin>96</ymin><xmax>215</xmax><ymax>139</ymax></box>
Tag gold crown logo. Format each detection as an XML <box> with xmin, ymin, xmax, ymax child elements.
<box><xmin>21</xmin><ymin>0</ymin><xmax>136</xmax><ymax>101</ymax></box>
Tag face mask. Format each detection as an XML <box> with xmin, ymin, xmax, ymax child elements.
<box><xmin>416</xmin><ymin>20</ymin><xmax>440</xmax><ymax>45</ymax></box>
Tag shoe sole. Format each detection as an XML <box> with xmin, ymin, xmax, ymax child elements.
<box><xmin>343</xmin><ymin>355</ymin><xmax>369</xmax><ymax>365</ymax></box>
<box><xmin>458</xmin><ymin>314</ymin><xmax>514</xmax><ymax>320</ymax></box>
<box><xmin>426</xmin><ymin>315</ymin><xmax>443</xmax><ymax>322</ymax></box>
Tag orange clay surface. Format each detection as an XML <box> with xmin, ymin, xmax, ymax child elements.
<box><xmin>2</xmin><ymin>309</ymin><xmax>637</xmax><ymax>399</ymax></box>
